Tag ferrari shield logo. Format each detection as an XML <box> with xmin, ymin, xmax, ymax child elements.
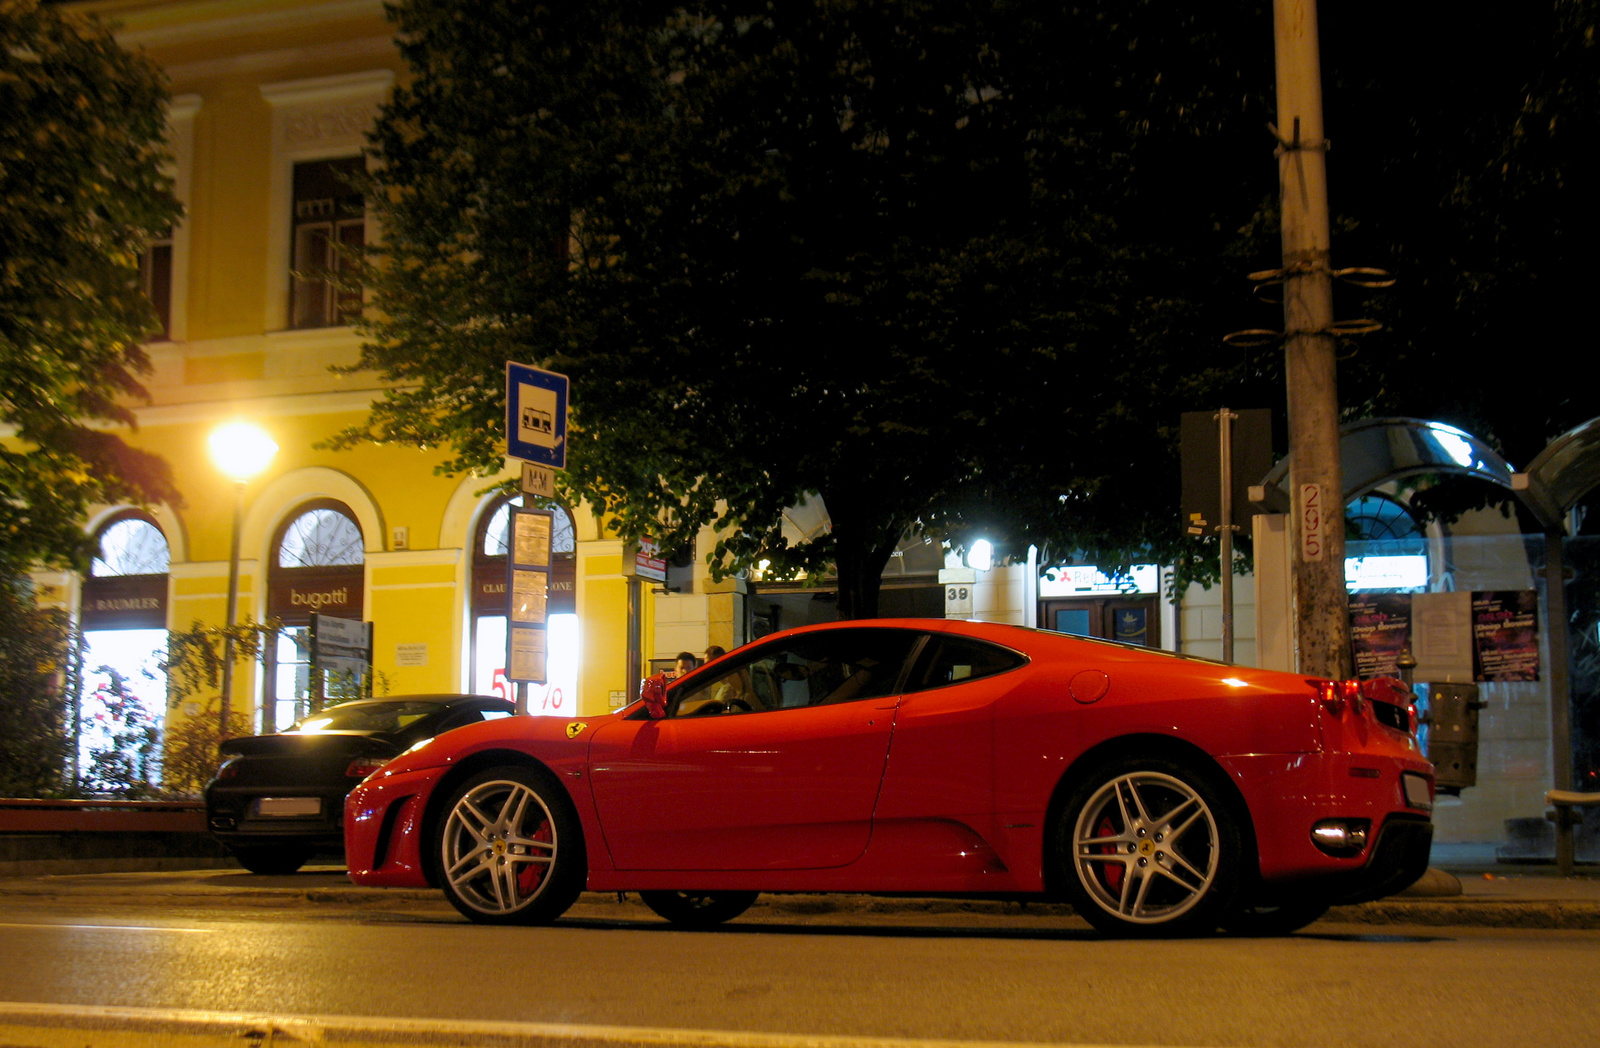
<box><xmin>565</xmin><ymin>721</ymin><xmax>588</xmax><ymax>739</ymax></box>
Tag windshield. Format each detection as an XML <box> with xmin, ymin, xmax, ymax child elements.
<box><xmin>288</xmin><ymin>700</ymin><xmax>446</xmax><ymax>734</ymax></box>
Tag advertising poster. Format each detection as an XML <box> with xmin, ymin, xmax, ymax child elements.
<box><xmin>1349</xmin><ymin>593</ymin><xmax>1412</xmax><ymax>680</ymax></box>
<box><xmin>513</xmin><ymin>512</ymin><xmax>552</xmax><ymax>567</ymax></box>
<box><xmin>1471</xmin><ymin>590</ymin><xmax>1541</xmax><ymax>682</ymax></box>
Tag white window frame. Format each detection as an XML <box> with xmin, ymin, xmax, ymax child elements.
<box><xmin>259</xmin><ymin>71</ymin><xmax>392</xmax><ymax>332</ymax></box>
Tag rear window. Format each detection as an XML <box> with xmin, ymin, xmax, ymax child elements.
<box><xmin>290</xmin><ymin>700</ymin><xmax>446</xmax><ymax>734</ymax></box>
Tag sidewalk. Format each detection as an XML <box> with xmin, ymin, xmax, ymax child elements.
<box><xmin>2</xmin><ymin>860</ymin><xmax>1598</xmax><ymax>929</ymax></box>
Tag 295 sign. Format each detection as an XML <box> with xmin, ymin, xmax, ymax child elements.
<box><xmin>1298</xmin><ymin>483</ymin><xmax>1324</xmax><ymax>562</ymax></box>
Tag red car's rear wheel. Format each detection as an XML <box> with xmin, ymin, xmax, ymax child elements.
<box><xmin>1057</xmin><ymin>757</ymin><xmax>1242</xmax><ymax>936</ymax></box>
<box><xmin>436</xmin><ymin>766</ymin><xmax>584</xmax><ymax>925</ymax></box>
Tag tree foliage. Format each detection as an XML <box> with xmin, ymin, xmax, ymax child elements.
<box><xmin>340</xmin><ymin>0</ymin><xmax>1280</xmax><ymax>615</ymax></box>
<box><xmin>1320</xmin><ymin>0</ymin><xmax>1600</xmax><ymax>468</ymax></box>
<box><xmin>0</xmin><ymin>578</ymin><xmax>74</xmax><ymax>797</ymax></box>
<box><xmin>1</xmin><ymin>0</ymin><xmax>182</xmax><ymax>576</ymax></box>
<box><xmin>341</xmin><ymin>0</ymin><xmax>1600</xmax><ymax>616</ymax></box>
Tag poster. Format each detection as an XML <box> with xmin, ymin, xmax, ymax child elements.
<box><xmin>509</xmin><ymin>625</ymin><xmax>547</xmax><ymax>682</ymax></box>
<box><xmin>510</xmin><ymin>569</ymin><xmax>549</xmax><ymax>624</ymax></box>
<box><xmin>1471</xmin><ymin>590</ymin><xmax>1540</xmax><ymax>682</ymax></box>
<box><xmin>1349</xmin><ymin>593</ymin><xmax>1412</xmax><ymax>680</ymax></box>
<box><xmin>513</xmin><ymin>512</ymin><xmax>551</xmax><ymax>567</ymax></box>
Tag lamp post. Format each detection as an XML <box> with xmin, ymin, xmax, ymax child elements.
<box><xmin>208</xmin><ymin>422</ymin><xmax>277</xmax><ymax>737</ymax></box>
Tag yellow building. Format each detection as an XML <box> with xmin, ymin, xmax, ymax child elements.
<box><xmin>37</xmin><ymin>0</ymin><xmax>749</xmax><ymax>750</ymax></box>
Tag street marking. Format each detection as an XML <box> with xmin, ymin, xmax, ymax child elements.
<box><xmin>0</xmin><ymin>922</ymin><xmax>214</xmax><ymax>933</ymax></box>
<box><xmin>0</xmin><ymin>1002</ymin><xmax>1226</xmax><ymax>1048</ymax></box>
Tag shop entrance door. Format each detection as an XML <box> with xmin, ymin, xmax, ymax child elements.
<box><xmin>1040</xmin><ymin>597</ymin><xmax>1159</xmax><ymax>647</ymax></box>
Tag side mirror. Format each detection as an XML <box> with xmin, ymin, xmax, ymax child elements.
<box><xmin>640</xmin><ymin>674</ymin><xmax>669</xmax><ymax>719</ymax></box>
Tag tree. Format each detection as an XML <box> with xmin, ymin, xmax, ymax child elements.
<box><xmin>343</xmin><ymin>1</ymin><xmax>1597</xmax><ymax>618</ymax></box>
<box><xmin>339</xmin><ymin>0</ymin><xmax>1280</xmax><ymax>615</ymax></box>
<box><xmin>0</xmin><ymin>578</ymin><xmax>74</xmax><ymax>796</ymax></box>
<box><xmin>1</xmin><ymin>0</ymin><xmax>182</xmax><ymax>577</ymax></box>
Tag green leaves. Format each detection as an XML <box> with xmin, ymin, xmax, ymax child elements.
<box><xmin>340</xmin><ymin>1</ymin><xmax>1293</xmax><ymax>613</ymax></box>
<box><xmin>2</xmin><ymin>0</ymin><xmax>182</xmax><ymax>575</ymax></box>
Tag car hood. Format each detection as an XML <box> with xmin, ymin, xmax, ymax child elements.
<box><xmin>367</xmin><ymin>711</ymin><xmax>607</xmax><ymax>778</ymax></box>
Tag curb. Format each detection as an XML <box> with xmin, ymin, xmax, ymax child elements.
<box><xmin>1323</xmin><ymin>898</ymin><xmax>1600</xmax><ymax>929</ymax></box>
<box><xmin>7</xmin><ymin>882</ymin><xmax>1600</xmax><ymax>930</ymax></box>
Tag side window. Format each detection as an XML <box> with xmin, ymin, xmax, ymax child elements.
<box><xmin>908</xmin><ymin>636</ymin><xmax>1028</xmax><ymax>692</ymax></box>
<box><xmin>670</xmin><ymin>629</ymin><xmax>922</xmax><ymax>718</ymax></box>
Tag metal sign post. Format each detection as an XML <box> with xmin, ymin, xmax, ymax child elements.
<box><xmin>1181</xmin><ymin>408</ymin><xmax>1272</xmax><ymax>664</ymax></box>
<box><xmin>503</xmin><ymin>361</ymin><xmax>570</xmax><ymax>713</ymax></box>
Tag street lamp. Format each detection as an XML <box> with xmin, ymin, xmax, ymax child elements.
<box><xmin>208</xmin><ymin>422</ymin><xmax>278</xmax><ymax>736</ymax></box>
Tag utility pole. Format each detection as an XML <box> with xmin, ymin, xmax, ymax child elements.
<box><xmin>1273</xmin><ymin>0</ymin><xmax>1350</xmax><ymax>679</ymax></box>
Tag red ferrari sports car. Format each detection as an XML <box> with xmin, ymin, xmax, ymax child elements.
<box><xmin>345</xmin><ymin>619</ymin><xmax>1434</xmax><ymax>935</ymax></box>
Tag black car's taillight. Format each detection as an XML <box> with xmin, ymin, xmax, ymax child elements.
<box><xmin>346</xmin><ymin>757</ymin><xmax>388</xmax><ymax>779</ymax></box>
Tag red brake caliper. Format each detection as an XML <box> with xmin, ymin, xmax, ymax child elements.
<box><xmin>1095</xmin><ymin>815</ymin><xmax>1124</xmax><ymax>892</ymax></box>
<box><xmin>516</xmin><ymin>820</ymin><xmax>552</xmax><ymax>896</ymax></box>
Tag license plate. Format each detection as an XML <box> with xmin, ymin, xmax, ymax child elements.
<box><xmin>1401</xmin><ymin>772</ymin><xmax>1433</xmax><ymax>811</ymax></box>
<box><xmin>257</xmin><ymin>797</ymin><xmax>321</xmax><ymax>817</ymax></box>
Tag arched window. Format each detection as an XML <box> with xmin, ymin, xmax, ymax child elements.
<box><xmin>1346</xmin><ymin>494</ymin><xmax>1428</xmax><ymax>592</ymax></box>
<box><xmin>92</xmin><ymin>514</ymin><xmax>172</xmax><ymax>578</ymax></box>
<box><xmin>470</xmin><ymin>495</ymin><xmax>578</xmax><ymax>714</ymax></box>
<box><xmin>79</xmin><ymin>511</ymin><xmax>171</xmax><ymax>791</ymax></box>
<box><xmin>265</xmin><ymin>499</ymin><xmax>365</xmax><ymax>731</ymax></box>
<box><xmin>277</xmin><ymin>504</ymin><xmax>364</xmax><ymax>567</ymax></box>
<box><xmin>1347</xmin><ymin>494</ymin><xmax>1424</xmax><ymax>542</ymax></box>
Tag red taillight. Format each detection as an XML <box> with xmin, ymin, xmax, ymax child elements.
<box><xmin>216</xmin><ymin>758</ymin><xmax>240</xmax><ymax>780</ymax></box>
<box><xmin>346</xmin><ymin>757</ymin><xmax>388</xmax><ymax>779</ymax></box>
<box><xmin>1314</xmin><ymin>678</ymin><xmax>1363</xmax><ymax>715</ymax></box>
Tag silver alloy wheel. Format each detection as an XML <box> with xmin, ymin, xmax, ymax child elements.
<box><xmin>440</xmin><ymin>777</ymin><xmax>558</xmax><ymax>916</ymax></box>
<box><xmin>1071</xmin><ymin>770</ymin><xmax>1220</xmax><ymax>925</ymax></box>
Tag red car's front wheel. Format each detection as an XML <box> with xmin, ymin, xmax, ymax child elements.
<box><xmin>436</xmin><ymin>766</ymin><xmax>585</xmax><ymax>925</ymax></box>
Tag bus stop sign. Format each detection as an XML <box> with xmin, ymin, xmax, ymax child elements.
<box><xmin>506</xmin><ymin>362</ymin><xmax>569</xmax><ymax>469</ymax></box>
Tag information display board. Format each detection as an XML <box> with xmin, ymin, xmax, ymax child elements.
<box><xmin>506</xmin><ymin>507</ymin><xmax>554</xmax><ymax>683</ymax></box>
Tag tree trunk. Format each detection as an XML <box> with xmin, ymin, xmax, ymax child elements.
<box><xmin>830</xmin><ymin>510</ymin><xmax>898</xmax><ymax>621</ymax></box>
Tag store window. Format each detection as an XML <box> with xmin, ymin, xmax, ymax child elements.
<box><xmin>471</xmin><ymin>495</ymin><xmax>578</xmax><ymax>714</ymax></box>
<box><xmin>265</xmin><ymin>500</ymin><xmax>365</xmax><ymax>731</ymax></box>
<box><xmin>289</xmin><ymin>156</ymin><xmax>365</xmax><ymax>329</ymax></box>
<box><xmin>80</xmin><ymin>512</ymin><xmax>171</xmax><ymax>787</ymax></box>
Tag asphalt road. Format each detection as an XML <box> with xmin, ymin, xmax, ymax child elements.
<box><xmin>1</xmin><ymin>871</ymin><xmax>1598</xmax><ymax>1048</ymax></box>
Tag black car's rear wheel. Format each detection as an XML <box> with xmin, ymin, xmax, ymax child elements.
<box><xmin>436</xmin><ymin>766</ymin><xmax>584</xmax><ymax>925</ymax></box>
<box><xmin>1055</xmin><ymin>757</ymin><xmax>1242</xmax><ymax>936</ymax></box>
<box><xmin>231</xmin><ymin>845</ymin><xmax>314</xmax><ymax>875</ymax></box>
<box><xmin>639</xmin><ymin>890</ymin><xmax>759</xmax><ymax>927</ymax></box>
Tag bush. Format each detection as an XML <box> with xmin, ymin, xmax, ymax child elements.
<box><xmin>0</xmin><ymin>579</ymin><xmax>75</xmax><ymax>797</ymax></box>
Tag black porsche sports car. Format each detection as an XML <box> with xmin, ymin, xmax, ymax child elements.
<box><xmin>204</xmin><ymin>694</ymin><xmax>515</xmax><ymax>874</ymax></box>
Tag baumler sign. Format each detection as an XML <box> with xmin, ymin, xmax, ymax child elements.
<box><xmin>80</xmin><ymin>574</ymin><xmax>167</xmax><ymax>630</ymax></box>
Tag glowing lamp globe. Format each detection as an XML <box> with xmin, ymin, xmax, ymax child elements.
<box><xmin>209</xmin><ymin>422</ymin><xmax>278</xmax><ymax>483</ymax></box>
